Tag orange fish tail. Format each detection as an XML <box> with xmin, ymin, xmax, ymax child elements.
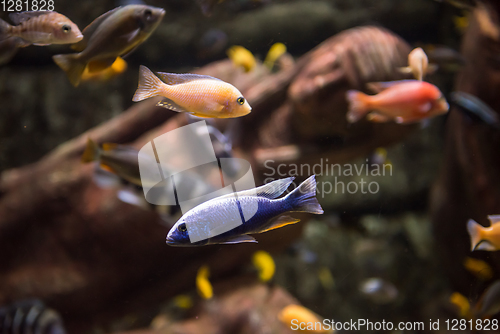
<box><xmin>81</xmin><ymin>138</ymin><xmax>100</xmax><ymax>163</ymax></box>
<box><xmin>467</xmin><ymin>219</ymin><xmax>485</xmax><ymax>251</ymax></box>
<box><xmin>0</xmin><ymin>18</ymin><xmax>12</xmax><ymax>41</ymax></box>
<box><xmin>346</xmin><ymin>90</ymin><xmax>370</xmax><ymax>123</ymax></box>
<box><xmin>52</xmin><ymin>53</ymin><xmax>86</xmax><ymax>87</ymax></box>
<box><xmin>132</xmin><ymin>65</ymin><xmax>165</xmax><ymax>102</ymax></box>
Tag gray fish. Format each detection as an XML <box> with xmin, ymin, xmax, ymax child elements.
<box><xmin>81</xmin><ymin>138</ymin><xmax>144</xmax><ymax>186</ymax></box>
<box><xmin>81</xmin><ymin>138</ymin><xmax>216</xmax><ymax>225</ymax></box>
<box><xmin>476</xmin><ymin>280</ymin><xmax>500</xmax><ymax>318</ymax></box>
<box><xmin>53</xmin><ymin>5</ymin><xmax>165</xmax><ymax>86</ymax></box>
<box><xmin>0</xmin><ymin>37</ymin><xmax>20</xmax><ymax>65</ymax></box>
<box><xmin>166</xmin><ymin>175</ymin><xmax>324</xmax><ymax>246</ymax></box>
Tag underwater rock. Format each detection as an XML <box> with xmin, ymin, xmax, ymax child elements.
<box><xmin>431</xmin><ymin>0</ymin><xmax>500</xmax><ymax>293</ymax></box>
<box><xmin>143</xmin><ymin>279</ymin><xmax>299</xmax><ymax>334</ymax></box>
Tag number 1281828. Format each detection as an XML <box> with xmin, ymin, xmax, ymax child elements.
<box><xmin>2</xmin><ymin>0</ymin><xmax>54</xmax><ymax>12</ymax></box>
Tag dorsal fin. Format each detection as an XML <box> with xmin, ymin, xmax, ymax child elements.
<box><xmin>488</xmin><ymin>215</ymin><xmax>500</xmax><ymax>225</ymax></box>
<box><xmin>366</xmin><ymin>80</ymin><xmax>417</xmax><ymax>93</ymax></box>
<box><xmin>9</xmin><ymin>11</ymin><xmax>54</xmax><ymax>25</ymax></box>
<box><xmin>212</xmin><ymin>177</ymin><xmax>295</xmax><ymax>202</ymax></box>
<box><xmin>156</xmin><ymin>72</ymin><xmax>222</xmax><ymax>85</ymax></box>
<box><xmin>72</xmin><ymin>6</ymin><xmax>122</xmax><ymax>51</ymax></box>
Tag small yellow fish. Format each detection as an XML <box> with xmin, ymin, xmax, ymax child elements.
<box><xmin>449</xmin><ymin>292</ymin><xmax>471</xmax><ymax>318</ymax></box>
<box><xmin>468</xmin><ymin>215</ymin><xmax>500</xmax><ymax>251</ymax></box>
<box><xmin>133</xmin><ymin>65</ymin><xmax>252</xmax><ymax>118</ymax></box>
<box><xmin>454</xmin><ymin>15</ymin><xmax>469</xmax><ymax>34</ymax></box>
<box><xmin>81</xmin><ymin>56</ymin><xmax>127</xmax><ymax>82</ymax></box>
<box><xmin>317</xmin><ymin>267</ymin><xmax>335</xmax><ymax>291</ymax></box>
<box><xmin>252</xmin><ymin>250</ymin><xmax>275</xmax><ymax>282</ymax></box>
<box><xmin>227</xmin><ymin>45</ymin><xmax>256</xmax><ymax>72</ymax></box>
<box><xmin>463</xmin><ymin>257</ymin><xmax>494</xmax><ymax>280</ymax></box>
<box><xmin>278</xmin><ymin>304</ymin><xmax>332</xmax><ymax>333</ymax></box>
<box><xmin>398</xmin><ymin>47</ymin><xmax>431</xmax><ymax>81</ymax></box>
<box><xmin>173</xmin><ymin>294</ymin><xmax>193</xmax><ymax>309</ymax></box>
<box><xmin>264</xmin><ymin>42</ymin><xmax>287</xmax><ymax>70</ymax></box>
<box><xmin>0</xmin><ymin>11</ymin><xmax>82</xmax><ymax>47</ymax></box>
<box><xmin>196</xmin><ymin>265</ymin><xmax>213</xmax><ymax>299</ymax></box>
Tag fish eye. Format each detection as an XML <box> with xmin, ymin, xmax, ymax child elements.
<box><xmin>178</xmin><ymin>223</ymin><xmax>187</xmax><ymax>232</ymax></box>
<box><xmin>144</xmin><ymin>9</ymin><xmax>153</xmax><ymax>20</ymax></box>
<box><xmin>62</xmin><ymin>25</ymin><xmax>71</xmax><ymax>33</ymax></box>
<box><xmin>237</xmin><ymin>97</ymin><xmax>245</xmax><ymax>105</ymax></box>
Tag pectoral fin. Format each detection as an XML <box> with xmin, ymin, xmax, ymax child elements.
<box><xmin>259</xmin><ymin>215</ymin><xmax>300</xmax><ymax>233</ymax></box>
<box><xmin>157</xmin><ymin>98</ymin><xmax>190</xmax><ymax>113</ymax></box>
<box><xmin>122</xmin><ymin>28</ymin><xmax>140</xmax><ymax>43</ymax></box>
<box><xmin>219</xmin><ymin>235</ymin><xmax>258</xmax><ymax>244</ymax></box>
<box><xmin>367</xmin><ymin>80</ymin><xmax>415</xmax><ymax>93</ymax></box>
<box><xmin>418</xmin><ymin>102</ymin><xmax>432</xmax><ymax>113</ymax></box>
<box><xmin>367</xmin><ymin>112</ymin><xmax>391</xmax><ymax>123</ymax></box>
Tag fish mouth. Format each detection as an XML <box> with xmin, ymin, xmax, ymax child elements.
<box><xmin>166</xmin><ymin>235</ymin><xmax>175</xmax><ymax>245</ymax></box>
<box><xmin>155</xmin><ymin>8</ymin><xmax>166</xmax><ymax>19</ymax></box>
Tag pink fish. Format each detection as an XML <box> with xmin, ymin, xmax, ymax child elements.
<box><xmin>346</xmin><ymin>80</ymin><xmax>449</xmax><ymax>124</ymax></box>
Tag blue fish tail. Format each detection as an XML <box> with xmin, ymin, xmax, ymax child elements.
<box><xmin>284</xmin><ymin>175</ymin><xmax>323</xmax><ymax>214</ymax></box>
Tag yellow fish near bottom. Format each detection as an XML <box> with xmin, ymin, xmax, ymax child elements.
<box><xmin>132</xmin><ymin>65</ymin><xmax>252</xmax><ymax>118</ymax></box>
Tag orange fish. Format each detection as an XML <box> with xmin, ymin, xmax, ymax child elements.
<box><xmin>132</xmin><ymin>65</ymin><xmax>252</xmax><ymax>118</ymax></box>
<box><xmin>468</xmin><ymin>215</ymin><xmax>500</xmax><ymax>251</ymax></box>
<box><xmin>346</xmin><ymin>80</ymin><xmax>449</xmax><ymax>124</ymax></box>
<box><xmin>0</xmin><ymin>11</ymin><xmax>82</xmax><ymax>47</ymax></box>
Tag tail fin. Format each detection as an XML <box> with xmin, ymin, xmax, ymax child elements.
<box><xmin>52</xmin><ymin>53</ymin><xmax>86</xmax><ymax>87</ymax></box>
<box><xmin>467</xmin><ymin>219</ymin><xmax>485</xmax><ymax>251</ymax></box>
<box><xmin>0</xmin><ymin>19</ymin><xmax>11</xmax><ymax>41</ymax></box>
<box><xmin>285</xmin><ymin>175</ymin><xmax>323</xmax><ymax>214</ymax></box>
<box><xmin>132</xmin><ymin>65</ymin><xmax>164</xmax><ymax>102</ymax></box>
<box><xmin>81</xmin><ymin>138</ymin><xmax>100</xmax><ymax>163</ymax></box>
<box><xmin>346</xmin><ymin>90</ymin><xmax>370</xmax><ymax>123</ymax></box>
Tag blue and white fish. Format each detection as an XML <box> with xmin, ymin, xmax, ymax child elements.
<box><xmin>166</xmin><ymin>175</ymin><xmax>324</xmax><ymax>246</ymax></box>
